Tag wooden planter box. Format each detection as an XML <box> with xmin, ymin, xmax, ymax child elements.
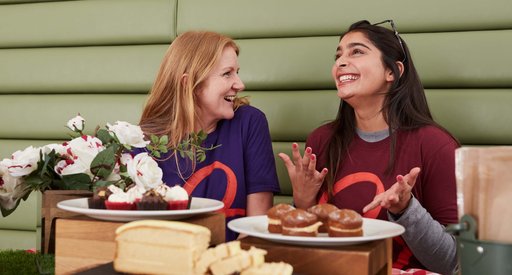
<box><xmin>41</xmin><ymin>190</ymin><xmax>92</xmax><ymax>254</ymax></box>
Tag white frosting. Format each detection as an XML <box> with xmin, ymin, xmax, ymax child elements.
<box><xmin>126</xmin><ymin>185</ymin><xmax>145</xmax><ymax>201</ymax></box>
<box><xmin>282</xmin><ymin>222</ymin><xmax>323</xmax><ymax>233</ymax></box>
<box><xmin>165</xmin><ymin>185</ymin><xmax>189</xmax><ymax>201</ymax></box>
<box><xmin>108</xmin><ymin>191</ymin><xmax>134</xmax><ymax>203</ymax></box>
<box><xmin>154</xmin><ymin>184</ymin><xmax>171</xmax><ymax>197</ymax></box>
<box><xmin>267</xmin><ymin>218</ymin><xmax>281</xmax><ymax>225</ymax></box>
<box><xmin>107</xmin><ymin>184</ymin><xmax>123</xmax><ymax>194</ymax></box>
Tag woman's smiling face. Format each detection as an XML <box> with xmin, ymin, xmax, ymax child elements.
<box><xmin>331</xmin><ymin>31</ymin><xmax>395</xmax><ymax>104</ymax></box>
<box><xmin>195</xmin><ymin>46</ymin><xmax>245</xmax><ymax>132</ymax></box>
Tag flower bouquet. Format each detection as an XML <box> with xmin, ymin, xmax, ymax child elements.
<box><xmin>0</xmin><ymin>115</ymin><xmax>213</xmax><ymax>217</ymax></box>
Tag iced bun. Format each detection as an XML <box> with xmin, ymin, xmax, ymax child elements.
<box><xmin>267</xmin><ymin>203</ymin><xmax>295</xmax><ymax>233</ymax></box>
<box><xmin>281</xmin><ymin>209</ymin><xmax>322</xmax><ymax>237</ymax></box>
<box><xmin>327</xmin><ymin>209</ymin><xmax>363</xmax><ymax>237</ymax></box>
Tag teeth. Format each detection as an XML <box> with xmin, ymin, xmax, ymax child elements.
<box><xmin>224</xmin><ymin>95</ymin><xmax>236</xmax><ymax>102</ymax></box>
<box><xmin>339</xmin><ymin>75</ymin><xmax>358</xmax><ymax>82</ymax></box>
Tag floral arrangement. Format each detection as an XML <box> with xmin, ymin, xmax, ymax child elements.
<box><xmin>0</xmin><ymin>115</ymin><xmax>214</xmax><ymax>217</ymax></box>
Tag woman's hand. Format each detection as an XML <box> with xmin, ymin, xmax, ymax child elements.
<box><xmin>363</xmin><ymin>167</ymin><xmax>421</xmax><ymax>215</ymax></box>
<box><xmin>278</xmin><ymin>143</ymin><xmax>328</xmax><ymax>209</ymax></box>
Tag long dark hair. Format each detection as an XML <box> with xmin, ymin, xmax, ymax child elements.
<box><xmin>324</xmin><ymin>20</ymin><xmax>458</xmax><ymax>198</ymax></box>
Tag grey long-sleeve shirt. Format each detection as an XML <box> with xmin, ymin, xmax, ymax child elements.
<box><xmin>388</xmin><ymin>197</ymin><xmax>459</xmax><ymax>275</ymax></box>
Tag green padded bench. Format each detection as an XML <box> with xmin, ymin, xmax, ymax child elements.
<box><xmin>1</xmin><ymin>0</ymin><xmax>511</xmax><ymax>250</ymax></box>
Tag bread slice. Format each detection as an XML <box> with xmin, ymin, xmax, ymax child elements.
<box><xmin>195</xmin><ymin>241</ymin><xmax>242</xmax><ymax>274</ymax></box>
<box><xmin>209</xmin><ymin>246</ymin><xmax>267</xmax><ymax>275</ymax></box>
<box><xmin>241</xmin><ymin>262</ymin><xmax>293</xmax><ymax>275</ymax></box>
<box><xmin>113</xmin><ymin>220</ymin><xmax>210</xmax><ymax>275</ymax></box>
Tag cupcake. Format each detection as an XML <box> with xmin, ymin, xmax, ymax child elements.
<box><xmin>105</xmin><ymin>191</ymin><xmax>136</xmax><ymax>210</ymax></box>
<box><xmin>164</xmin><ymin>185</ymin><xmax>190</xmax><ymax>210</ymax></box>
<box><xmin>136</xmin><ymin>189</ymin><xmax>168</xmax><ymax>210</ymax></box>
<box><xmin>88</xmin><ymin>184</ymin><xmax>123</xmax><ymax>209</ymax></box>
<box><xmin>125</xmin><ymin>184</ymin><xmax>146</xmax><ymax>205</ymax></box>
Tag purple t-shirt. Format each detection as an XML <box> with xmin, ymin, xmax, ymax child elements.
<box><xmin>136</xmin><ymin>105</ymin><xmax>280</xmax><ymax>241</ymax></box>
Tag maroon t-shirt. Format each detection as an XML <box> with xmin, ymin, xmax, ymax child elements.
<box><xmin>307</xmin><ymin>123</ymin><xmax>458</xmax><ymax>270</ymax></box>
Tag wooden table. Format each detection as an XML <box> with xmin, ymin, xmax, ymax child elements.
<box><xmin>241</xmin><ymin>236</ymin><xmax>392</xmax><ymax>275</ymax></box>
<box><xmin>54</xmin><ymin>213</ymin><xmax>225</xmax><ymax>275</ymax></box>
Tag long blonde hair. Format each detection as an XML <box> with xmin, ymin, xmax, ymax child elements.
<box><xmin>139</xmin><ymin>31</ymin><xmax>247</xmax><ymax>147</ymax></box>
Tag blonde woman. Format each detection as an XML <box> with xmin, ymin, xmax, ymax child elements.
<box><xmin>137</xmin><ymin>31</ymin><xmax>280</xmax><ymax>241</ymax></box>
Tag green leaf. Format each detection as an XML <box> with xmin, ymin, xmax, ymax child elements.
<box><xmin>60</xmin><ymin>173</ymin><xmax>92</xmax><ymax>190</ymax></box>
<box><xmin>159</xmin><ymin>135</ymin><xmax>169</xmax><ymax>146</ymax></box>
<box><xmin>153</xmin><ymin>151</ymin><xmax>161</xmax><ymax>158</ymax></box>
<box><xmin>151</xmin><ymin>134</ymin><xmax>159</xmax><ymax>144</ymax></box>
<box><xmin>198</xmin><ymin>130</ymin><xmax>207</xmax><ymax>140</ymax></box>
<box><xmin>96</xmin><ymin>129</ymin><xmax>113</xmax><ymax>144</ymax></box>
<box><xmin>93</xmin><ymin>181</ymin><xmax>115</xmax><ymax>190</ymax></box>
<box><xmin>198</xmin><ymin>153</ymin><xmax>206</xmax><ymax>162</ymax></box>
<box><xmin>90</xmin><ymin>145</ymin><xmax>117</xmax><ymax>179</ymax></box>
<box><xmin>119</xmin><ymin>164</ymin><xmax>127</xmax><ymax>173</ymax></box>
<box><xmin>158</xmin><ymin>145</ymin><xmax>168</xmax><ymax>152</ymax></box>
<box><xmin>0</xmin><ymin>189</ymin><xmax>32</xmax><ymax>217</ymax></box>
<box><xmin>24</xmin><ymin>174</ymin><xmax>46</xmax><ymax>190</ymax></box>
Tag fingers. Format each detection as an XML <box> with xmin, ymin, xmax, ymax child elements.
<box><xmin>318</xmin><ymin>167</ymin><xmax>328</xmax><ymax>181</ymax></box>
<box><xmin>407</xmin><ymin>167</ymin><xmax>421</xmax><ymax>186</ymax></box>
<box><xmin>277</xmin><ymin>153</ymin><xmax>294</xmax><ymax>171</ymax></box>
<box><xmin>303</xmin><ymin>147</ymin><xmax>313</xmax><ymax>167</ymax></box>
<box><xmin>363</xmin><ymin>197</ymin><xmax>381</xmax><ymax>213</ymax></box>
<box><xmin>290</xmin><ymin>143</ymin><xmax>303</xmax><ymax>170</ymax></box>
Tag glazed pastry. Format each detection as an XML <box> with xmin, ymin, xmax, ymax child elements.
<box><xmin>281</xmin><ymin>209</ymin><xmax>322</xmax><ymax>237</ymax></box>
<box><xmin>327</xmin><ymin>209</ymin><xmax>363</xmax><ymax>237</ymax></box>
<box><xmin>267</xmin><ymin>203</ymin><xmax>295</xmax><ymax>233</ymax></box>
<box><xmin>307</xmin><ymin>203</ymin><xmax>338</xmax><ymax>233</ymax></box>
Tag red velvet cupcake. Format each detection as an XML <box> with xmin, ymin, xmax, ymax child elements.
<box><xmin>164</xmin><ymin>185</ymin><xmax>190</xmax><ymax>210</ymax></box>
<box><xmin>105</xmin><ymin>192</ymin><xmax>135</xmax><ymax>210</ymax></box>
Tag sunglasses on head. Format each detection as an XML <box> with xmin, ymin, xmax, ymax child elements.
<box><xmin>372</xmin><ymin>19</ymin><xmax>407</xmax><ymax>63</ymax></box>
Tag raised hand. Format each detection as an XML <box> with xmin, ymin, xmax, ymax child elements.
<box><xmin>278</xmin><ymin>143</ymin><xmax>328</xmax><ymax>209</ymax></box>
<box><xmin>363</xmin><ymin>167</ymin><xmax>421</xmax><ymax>215</ymax></box>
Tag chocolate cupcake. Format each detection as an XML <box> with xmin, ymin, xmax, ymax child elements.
<box><xmin>327</xmin><ymin>209</ymin><xmax>363</xmax><ymax>237</ymax></box>
<box><xmin>136</xmin><ymin>189</ymin><xmax>168</xmax><ymax>210</ymax></box>
<box><xmin>307</xmin><ymin>203</ymin><xmax>338</xmax><ymax>233</ymax></box>
<box><xmin>88</xmin><ymin>186</ymin><xmax>112</xmax><ymax>209</ymax></box>
<box><xmin>281</xmin><ymin>209</ymin><xmax>322</xmax><ymax>237</ymax></box>
<box><xmin>267</xmin><ymin>203</ymin><xmax>296</xmax><ymax>233</ymax></box>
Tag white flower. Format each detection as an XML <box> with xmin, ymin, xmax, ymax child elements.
<box><xmin>41</xmin><ymin>143</ymin><xmax>67</xmax><ymax>156</ymax></box>
<box><xmin>66</xmin><ymin>115</ymin><xmax>85</xmax><ymax>132</ymax></box>
<box><xmin>120</xmin><ymin>153</ymin><xmax>133</xmax><ymax>165</ymax></box>
<box><xmin>107</xmin><ymin>121</ymin><xmax>149</xmax><ymax>148</ymax></box>
<box><xmin>57</xmin><ymin>135</ymin><xmax>104</xmax><ymax>178</ymax></box>
<box><xmin>0</xmin><ymin>146</ymin><xmax>41</xmax><ymax>177</ymax></box>
<box><xmin>0</xmin><ymin>164</ymin><xmax>28</xmax><ymax>211</ymax></box>
<box><xmin>54</xmin><ymin>158</ymin><xmax>89</xmax><ymax>176</ymax></box>
<box><xmin>127</xmin><ymin>153</ymin><xmax>163</xmax><ymax>190</ymax></box>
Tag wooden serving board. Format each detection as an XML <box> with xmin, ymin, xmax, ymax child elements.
<box><xmin>55</xmin><ymin>212</ymin><xmax>225</xmax><ymax>275</ymax></box>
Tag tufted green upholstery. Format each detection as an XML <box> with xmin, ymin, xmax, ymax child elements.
<box><xmin>1</xmin><ymin>0</ymin><xmax>511</xmax><ymax>250</ymax></box>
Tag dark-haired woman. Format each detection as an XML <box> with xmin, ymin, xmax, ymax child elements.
<box><xmin>279</xmin><ymin>20</ymin><xmax>459</xmax><ymax>274</ymax></box>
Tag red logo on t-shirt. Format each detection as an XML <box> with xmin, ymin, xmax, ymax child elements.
<box><xmin>182</xmin><ymin>161</ymin><xmax>245</xmax><ymax>217</ymax></box>
<box><xmin>318</xmin><ymin>172</ymin><xmax>385</xmax><ymax>218</ymax></box>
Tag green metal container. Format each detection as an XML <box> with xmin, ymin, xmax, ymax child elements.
<box><xmin>448</xmin><ymin>215</ymin><xmax>512</xmax><ymax>275</ymax></box>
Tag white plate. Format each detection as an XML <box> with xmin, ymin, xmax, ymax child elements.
<box><xmin>228</xmin><ymin>215</ymin><xmax>405</xmax><ymax>246</ymax></box>
<box><xmin>57</xmin><ymin>197</ymin><xmax>224</xmax><ymax>222</ymax></box>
